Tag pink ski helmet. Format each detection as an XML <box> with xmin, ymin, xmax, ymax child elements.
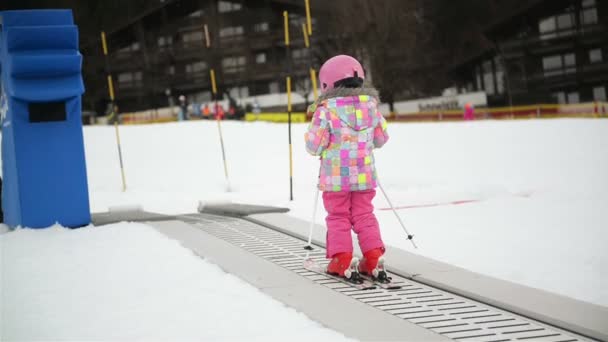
<box><xmin>318</xmin><ymin>55</ymin><xmax>365</xmax><ymax>93</ymax></box>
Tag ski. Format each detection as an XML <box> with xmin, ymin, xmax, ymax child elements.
<box><xmin>360</xmin><ymin>273</ymin><xmax>403</xmax><ymax>290</ymax></box>
<box><xmin>359</xmin><ymin>258</ymin><xmax>403</xmax><ymax>290</ymax></box>
<box><xmin>303</xmin><ymin>258</ymin><xmax>377</xmax><ymax>290</ymax></box>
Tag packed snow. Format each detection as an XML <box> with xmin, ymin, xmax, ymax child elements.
<box><xmin>2</xmin><ymin>117</ymin><xmax>607</xmax><ymax>340</ymax></box>
<box><xmin>1</xmin><ymin>223</ymin><xmax>352</xmax><ymax>341</ymax></box>
<box><xmin>84</xmin><ymin>118</ymin><xmax>608</xmax><ymax>307</ymax></box>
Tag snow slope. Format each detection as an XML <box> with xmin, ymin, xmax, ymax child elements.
<box><xmin>85</xmin><ymin>119</ymin><xmax>608</xmax><ymax>307</ymax></box>
<box><xmin>2</xmin><ymin>118</ymin><xmax>606</xmax><ymax>340</ymax></box>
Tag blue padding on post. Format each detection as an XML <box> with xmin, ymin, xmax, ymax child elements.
<box><xmin>8</xmin><ymin>75</ymin><xmax>84</xmax><ymax>103</ymax></box>
<box><xmin>9</xmin><ymin>53</ymin><xmax>82</xmax><ymax>78</ymax></box>
<box><xmin>5</xmin><ymin>26</ymin><xmax>79</xmax><ymax>52</ymax></box>
<box><xmin>0</xmin><ymin>10</ymin><xmax>73</xmax><ymax>27</ymax></box>
<box><xmin>0</xmin><ymin>9</ymin><xmax>90</xmax><ymax>228</ymax></box>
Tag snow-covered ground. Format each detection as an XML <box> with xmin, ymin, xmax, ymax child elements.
<box><xmin>87</xmin><ymin>118</ymin><xmax>608</xmax><ymax>305</ymax></box>
<box><xmin>2</xmin><ymin>118</ymin><xmax>607</xmax><ymax>340</ymax></box>
<box><xmin>1</xmin><ymin>223</ymin><xmax>351</xmax><ymax>341</ymax></box>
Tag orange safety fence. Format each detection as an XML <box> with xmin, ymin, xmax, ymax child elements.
<box><xmin>390</xmin><ymin>102</ymin><xmax>608</xmax><ymax>122</ymax></box>
<box><xmin>107</xmin><ymin>102</ymin><xmax>608</xmax><ymax>125</ymax></box>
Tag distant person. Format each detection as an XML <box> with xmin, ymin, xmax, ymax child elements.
<box><xmin>463</xmin><ymin>102</ymin><xmax>475</xmax><ymax>120</ymax></box>
<box><xmin>106</xmin><ymin>103</ymin><xmax>119</xmax><ymax>125</ymax></box>
<box><xmin>305</xmin><ymin>55</ymin><xmax>390</xmax><ymax>283</ymax></box>
<box><xmin>178</xmin><ymin>95</ymin><xmax>188</xmax><ymax>121</ymax></box>
<box><xmin>214</xmin><ymin>103</ymin><xmax>225</xmax><ymax>120</ymax></box>
<box><xmin>201</xmin><ymin>104</ymin><xmax>211</xmax><ymax>119</ymax></box>
<box><xmin>252</xmin><ymin>99</ymin><xmax>261</xmax><ymax>114</ymax></box>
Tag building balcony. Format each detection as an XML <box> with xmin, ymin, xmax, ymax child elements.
<box><xmin>524</xmin><ymin>61</ymin><xmax>608</xmax><ymax>87</ymax></box>
<box><xmin>499</xmin><ymin>23</ymin><xmax>607</xmax><ymax>56</ymax></box>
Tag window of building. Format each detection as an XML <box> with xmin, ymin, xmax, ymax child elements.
<box><xmin>158</xmin><ymin>36</ymin><xmax>173</xmax><ymax>47</ymax></box>
<box><xmin>269</xmin><ymin>81</ymin><xmax>280</xmax><ymax>94</ymax></box>
<box><xmin>482</xmin><ymin>60</ymin><xmax>495</xmax><ymax>95</ymax></box>
<box><xmin>192</xmin><ymin>91</ymin><xmax>212</xmax><ymax>103</ymax></box>
<box><xmin>255</xmin><ymin>52</ymin><xmax>267</xmax><ymax>64</ymax></box>
<box><xmin>292</xmin><ymin>48</ymin><xmax>308</xmax><ymax>59</ymax></box>
<box><xmin>118</xmin><ymin>71</ymin><xmax>142</xmax><ymax>84</ymax></box>
<box><xmin>552</xmin><ymin>91</ymin><xmax>566</xmax><ymax>104</ymax></box>
<box><xmin>543</xmin><ymin>53</ymin><xmax>576</xmax><ymax>77</ymax></box>
<box><xmin>118</xmin><ymin>72</ymin><xmax>133</xmax><ymax>83</ymax></box>
<box><xmin>564</xmin><ymin>53</ymin><xmax>576</xmax><ymax>73</ymax></box>
<box><xmin>254</xmin><ymin>22</ymin><xmax>269</xmax><ymax>33</ymax></box>
<box><xmin>494</xmin><ymin>56</ymin><xmax>505</xmax><ymax>95</ymax></box>
<box><xmin>218</xmin><ymin>1</ymin><xmax>242</xmax><ymax>13</ymax></box>
<box><xmin>185</xmin><ymin>61</ymin><xmax>207</xmax><ymax>73</ymax></box>
<box><xmin>295</xmin><ymin>78</ymin><xmax>311</xmax><ymax>92</ymax></box>
<box><xmin>539</xmin><ymin>17</ymin><xmax>557</xmax><ymax>35</ymax></box>
<box><xmin>589</xmin><ymin>48</ymin><xmax>603</xmax><ymax>63</ymax></box>
<box><xmin>567</xmin><ymin>91</ymin><xmax>580</xmax><ymax>104</ymax></box>
<box><xmin>543</xmin><ymin>55</ymin><xmax>562</xmax><ymax>70</ymax></box>
<box><xmin>167</xmin><ymin>65</ymin><xmax>175</xmax><ymax>75</ymax></box>
<box><xmin>219</xmin><ymin>26</ymin><xmax>244</xmax><ymax>38</ymax></box>
<box><xmin>229</xmin><ymin>86</ymin><xmax>249</xmax><ymax>99</ymax></box>
<box><xmin>593</xmin><ymin>86</ymin><xmax>607</xmax><ymax>101</ymax></box>
<box><xmin>222</xmin><ymin>56</ymin><xmax>246</xmax><ymax>73</ymax></box>
<box><xmin>188</xmin><ymin>10</ymin><xmax>203</xmax><ymax>18</ymax></box>
<box><xmin>556</xmin><ymin>13</ymin><xmax>574</xmax><ymax>30</ymax></box>
<box><xmin>581</xmin><ymin>2</ymin><xmax>598</xmax><ymax>25</ymax></box>
<box><xmin>475</xmin><ymin>67</ymin><xmax>482</xmax><ymax>91</ymax></box>
<box><xmin>183</xmin><ymin>31</ymin><xmax>203</xmax><ymax>44</ymax></box>
<box><xmin>117</xmin><ymin>42</ymin><xmax>140</xmax><ymax>54</ymax></box>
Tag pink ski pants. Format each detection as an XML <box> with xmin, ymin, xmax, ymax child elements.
<box><xmin>322</xmin><ymin>189</ymin><xmax>384</xmax><ymax>258</ymax></box>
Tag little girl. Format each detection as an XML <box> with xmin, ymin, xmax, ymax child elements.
<box><xmin>305</xmin><ymin>55</ymin><xmax>389</xmax><ymax>281</ymax></box>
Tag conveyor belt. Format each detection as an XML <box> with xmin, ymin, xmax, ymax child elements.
<box><xmin>180</xmin><ymin>213</ymin><xmax>593</xmax><ymax>342</ymax></box>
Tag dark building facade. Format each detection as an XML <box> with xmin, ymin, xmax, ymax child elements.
<box><xmin>82</xmin><ymin>0</ymin><xmax>328</xmax><ymax>114</ymax></box>
<box><xmin>451</xmin><ymin>0</ymin><xmax>608</xmax><ymax>107</ymax></box>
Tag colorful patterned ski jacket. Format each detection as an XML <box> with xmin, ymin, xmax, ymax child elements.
<box><xmin>305</xmin><ymin>87</ymin><xmax>389</xmax><ymax>192</ymax></box>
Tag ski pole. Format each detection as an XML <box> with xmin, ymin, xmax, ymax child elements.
<box><xmin>378</xmin><ymin>180</ymin><xmax>418</xmax><ymax>249</ymax></box>
<box><xmin>210</xmin><ymin>68</ymin><xmax>231</xmax><ymax>192</ymax></box>
<box><xmin>304</xmin><ymin>187</ymin><xmax>320</xmax><ymax>258</ymax></box>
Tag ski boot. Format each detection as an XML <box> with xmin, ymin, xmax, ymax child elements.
<box><xmin>326</xmin><ymin>252</ymin><xmax>363</xmax><ymax>284</ymax></box>
<box><xmin>359</xmin><ymin>248</ymin><xmax>390</xmax><ymax>283</ymax></box>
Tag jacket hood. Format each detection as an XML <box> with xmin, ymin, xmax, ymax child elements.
<box><xmin>315</xmin><ymin>86</ymin><xmax>380</xmax><ymax>103</ymax></box>
<box><xmin>316</xmin><ymin>86</ymin><xmax>380</xmax><ymax>131</ymax></box>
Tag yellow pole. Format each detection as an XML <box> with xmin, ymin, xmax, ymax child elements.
<box><xmin>310</xmin><ymin>68</ymin><xmax>318</xmax><ymax>101</ymax></box>
<box><xmin>286</xmin><ymin>76</ymin><xmax>292</xmax><ymax>112</ymax></box>
<box><xmin>302</xmin><ymin>23</ymin><xmax>310</xmax><ymax>48</ymax></box>
<box><xmin>101</xmin><ymin>31</ymin><xmax>108</xmax><ymax>55</ymax></box>
<box><xmin>101</xmin><ymin>30</ymin><xmax>127</xmax><ymax>192</ymax></box>
<box><xmin>305</xmin><ymin>0</ymin><xmax>312</xmax><ymax>35</ymax></box>
<box><xmin>106</xmin><ymin>75</ymin><xmax>115</xmax><ymax>101</ymax></box>
<box><xmin>210</xmin><ymin>69</ymin><xmax>217</xmax><ymax>94</ymax></box>
<box><xmin>283</xmin><ymin>11</ymin><xmax>290</xmax><ymax>46</ymax></box>
<box><xmin>203</xmin><ymin>24</ymin><xmax>210</xmax><ymax>48</ymax></box>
